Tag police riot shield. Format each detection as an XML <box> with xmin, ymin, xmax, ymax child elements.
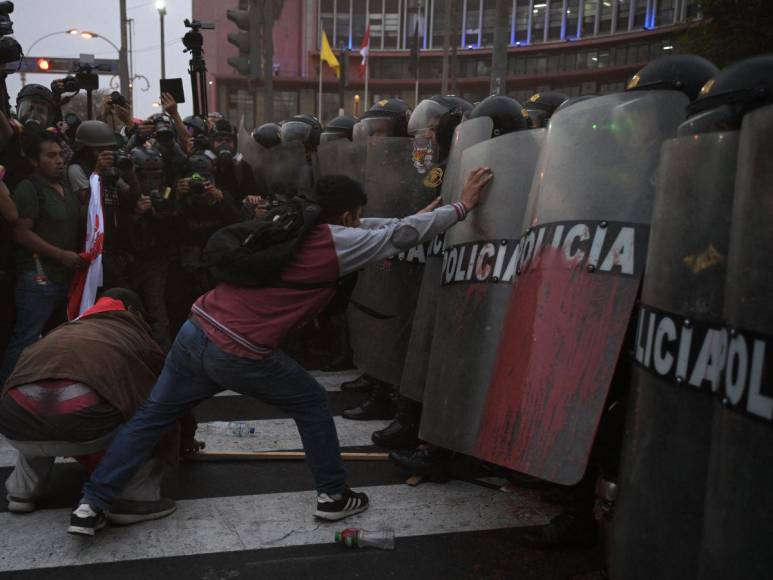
<box><xmin>400</xmin><ymin>117</ymin><xmax>494</xmax><ymax>402</ymax></box>
<box><xmin>697</xmin><ymin>104</ymin><xmax>773</xmax><ymax>580</ymax></box>
<box><xmin>418</xmin><ymin>128</ymin><xmax>545</xmax><ymax>453</ymax></box>
<box><xmin>238</xmin><ymin>126</ymin><xmax>270</xmax><ymax>194</ymax></box>
<box><xmin>266</xmin><ymin>141</ymin><xmax>311</xmax><ymax>200</ymax></box>
<box><xmin>347</xmin><ymin>137</ymin><xmax>432</xmax><ymax>385</ymax></box>
<box><xmin>473</xmin><ymin>91</ymin><xmax>688</xmax><ymax>485</ymax></box>
<box><xmin>316</xmin><ymin>139</ymin><xmax>367</xmax><ymax>186</ymax></box>
<box><xmin>609</xmin><ymin>129</ymin><xmax>739</xmax><ymax>579</ymax></box>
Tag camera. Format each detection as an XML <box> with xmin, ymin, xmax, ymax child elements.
<box><xmin>148</xmin><ymin>113</ymin><xmax>174</xmax><ymax>144</ymax></box>
<box><xmin>0</xmin><ymin>2</ymin><xmax>14</xmax><ymax>36</ymax></box>
<box><xmin>0</xmin><ymin>1</ymin><xmax>21</xmax><ymax>66</ymax></box>
<box><xmin>53</xmin><ymin>75</ymin><xmax>81</xmax><ymax>95</ymax></box>
<box><xmin>109</xmin><ymin>91</ymin><xmax>127</xmax><ymax>108</ymax></box>
<box><xmin>114</xmin><ymin>151</ymin><xmax>134</xmax><ymax>173</ymax></box>
<box><xmin>189</xmin><ymin>172</ymin><xmax>206</xmax><ymax>198</ymax></box>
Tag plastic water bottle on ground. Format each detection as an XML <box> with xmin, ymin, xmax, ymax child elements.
<box><xmin>198</xmin><ymin>421</ymin><xmax>256</xmax><ymax>437</ymax></box>
<box><xmin>335</xmin><ymin>528</ymin><xmax>395</xmax><ymax>550</ymax></box>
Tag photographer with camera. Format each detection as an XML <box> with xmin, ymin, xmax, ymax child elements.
<box><xmin>165</xmin><ymin>152</ymin><xmax>240</xmax><ymax>338</ymax></box>
<box><xmin>209</xmin><ymin>118</ymin><xmax>256</xmax><ymax>205</ymax></box>
<box><xmin>67</xmin><ymin>120</ymin><xmax>140</xmax><ymax>289</ymax></box>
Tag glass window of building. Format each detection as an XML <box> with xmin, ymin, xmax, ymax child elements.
<box><xmin>597</xmin><ymin>47</ymin><xmax>610</xmax><ymax>67</ymax></box>
<box><xmin>274</xmin><ymin>91</ymin><xmax>299</xmax><ymax>122</ymax></box>
<box><xmin>405</xmin><ymin>2</ymin><xmax>426</xmax><ymax>50</ymax></box>
<box><xmin>547</xmin><ymin>52</ymin><xmax>563</xmax><ymax>72</ymax></box>
<box><xmin>351</xmin><ymin>0</ymin><xmax>367</xmax><ymax>49</ymax></box>
<box><xmin>581</xmin><ymin>0</ymin><xmax>597</xmax><ymax>38</ymax></box>
<box><xmin>463</xmin><ymin>0</ymin><xmax>481</xmax><ymax>47</ymax></box>
<box><xmin>616</xmin><ymin>0</ymin><xmax>631</xmax><ymax>32</ymax></box>
<box><xmin>656</xmin><ymin>0</ymin><xmax>675</xmax><ymax>25</ymax></box>
<box><xmin>548</xmin><ymin>0</ymin><xmax>564</xmax><ymax>40</ymax></box>
<box><xmin>369</xmin><ymin>4</ymin><xmax>383</xmax><ymax>49</ymax></box>
<box><xmin>228</xmin><ymin>89</ymin><xmax>255</xmax><ymax>129</ymax></box>
<box><xmin>686</xmin><ymin>0</ymin><xmax>702</xmax><ymax>20</ymax></box>
<box><xmin>383</xmin><ymin>0</ymin><xmax>401</xmax><ymax>48</ymax></box>
<box><xmin>514</xmin><ymin>2</ymin><xmax>530</xmax><ymax>44</ymax></box>
<box><xmin>632</xmin><ymin>0</ymin><xmax>647</xmax><ymax>29</ymax></box>
<box><xmin>532</xmin><ymin>2</ymin><xmax>547</xmax><ymax>43</ymax></box>
<box><xmin>526</xmin><ymin>53</ymin><xmax>548</xmax><ymax>74</ymax></box>
<box><xmin>599</xmin><ymin>0</ymin><xmax>613</xmax><ymax>34</ymax></box>
<box><xmin>481</xmin><ymin>0</ymin><xmax>499</xmax><ymax>47</ymax></box>
<box><xmin>566</xmin><ymin>0</ymin><xmax>580</xmax><ymax>39</ymax></box>
<box><xmin>335</xmin><ymin>0</ymin><xmax>351</xmax><ymax>47</ymax></box>
<box><xmin>321</xmin><ymin>0</ymin><xmax>335</xmax><ymax>43</ymax></box>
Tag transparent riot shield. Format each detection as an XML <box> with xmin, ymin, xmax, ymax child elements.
<box><xmin>418</xmin><ymin>128</ymin><xmax>545</xmax><ymax>454</ymax></box>
<box><xmin>474</xmin><ymin>91</ymin><xmax>688</xmax><ymax>484</ymax></box>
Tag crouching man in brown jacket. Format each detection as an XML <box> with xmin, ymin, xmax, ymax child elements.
<box><xmin>0</xmin><ymin>288</ymin><xmax>177</xmax><ymax>527</ymax></box>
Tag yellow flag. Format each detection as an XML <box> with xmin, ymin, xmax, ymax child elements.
<box><xmin>320</xmin><ymin>31</ymin><xmax>340</xmax><ymax>78</ymax></box>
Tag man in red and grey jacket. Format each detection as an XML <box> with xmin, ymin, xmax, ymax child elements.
<box><xmin>69</xmin><ymin>167</ymin><xmax>493</xmax><ymax>536</ymax></box>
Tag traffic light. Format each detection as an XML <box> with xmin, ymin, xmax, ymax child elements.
<box><xmin>227</xmin><ymin>0</ymin><xmax>260</xmax><ymax>78</ymax></box>
<box><xmin>36</xmin><ymin>58</ymin><xmax>50</xmax><ymax>71</ymax></box>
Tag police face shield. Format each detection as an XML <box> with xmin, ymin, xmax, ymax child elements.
<box><xmin>18</xmin><ymin>97</ymin><xmax>56</xmax><ymax>129</ymax></box>
<box><xmin>352</xmin><ymin>117</ymin><xmax>396</xmax><ymax>142</ymax></box>
<box><xmin>280</xmin><ymin>121</ymin><xmax>312</xmax><ymax>145</ymax></box>
<box><xmin>407</xmin><ymin>100</ymin><xmax>448</xmax><ymax>137</ymax></box>
<box><xmin>526</xmin><ymin>108</ymin><xmax>549</xmax><ymax>129</ymax></box>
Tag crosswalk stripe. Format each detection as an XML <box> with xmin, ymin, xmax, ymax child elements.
<box><xmin>0</xmin><ymin>481</ymin><xmax>557</xmax><ymax>573</ymax></box>
<box><xmin>0</xmin><ymin>417</ymin><xmax>389</xmax><ymax>468</ymax></box>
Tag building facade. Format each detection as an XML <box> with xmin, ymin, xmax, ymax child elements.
<box><xmin>192</xmin><ymin>0</ymin><xmax>703</xmax><ymax>127</ymax></box>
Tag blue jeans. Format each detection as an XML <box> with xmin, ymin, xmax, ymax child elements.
<box><xmin>0</xmin><ymin>270</ymin><xmax>69</xmax><ymax>385</ymax></box>
<box><xmin>83</xmin><ymin>320</ymin><xmax>347</xmax><ymax>511</ymax></box>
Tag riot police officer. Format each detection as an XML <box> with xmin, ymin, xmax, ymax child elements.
<box><xmin>343</xmin><ymin>95</ymin><xmax>472</xmax><ymax>422</ymax></box>
<box><xmin>524</xmin><ymin>90</ymin><xmax>568</xmax><ymax>128</ymax></box>
<box><xmin>352</xmin><ymin>98</ymin><xmax>412</xmax><ymax>141</ymax></box>
<box><xmin>381</xmin><ymin>95</ymin><xmax>527</xmax><ymax>452</ymax></box>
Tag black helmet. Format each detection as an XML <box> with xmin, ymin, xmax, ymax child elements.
<box><xmin>354</xmin><ymin>98</ymin><xmax>412</xmax><ymax>140</ymax></box>
<box><xmin>280</xmin><ymin>114</ymin><xmax>322</xmax><ymax>150</ymax></box>
<box><xmin>321</xmin><ymin>115</ymin><xmax>358</xmax><ymax>143</ymax></box>
<box><xmin>408</xmin><ymin>95</ymin><xmax>473</xmax><ymax>157</ymax></box>
<box><xmin>74</xmin><ymin>120</ymin><xmax>117</xmax><ymax>150</ymax></box>
<box><xmin>183</xmin><ymin>115</ymin><xmax>209</xmax><ymax>137</ymax></box>
<box><xmin>687</xmin><ymin>54</ymin><xmax>773</xmax><ymax>119</ymax></box>
<box><xmin>626</xmin><ymin>54</ymin><xmax>719</xmax><ymax>102</ymax></box>
<box><xmin>469</xmin><ymin>95</ymin><xmax>528</xmax><ymax>137</ymax></box>
<box><xmin>252</xmin><ymin>122</ymin><xmax>281</xmax><ymax>148</ymax></box>
<box><xmin>16</xmin><ymin>84</ymin><xmax>60</xmax><ymax>128</ymax></box>
<box><xmin>212</xmin><ymin>118</ymin><xmax>236</xmax><ymax>139</ymax></box>
<box><xmin>524</xmin><ymin>91</ymin><xmax>569</xmax><ymax>128</ymax></box>
<box><xmin>554</xmin><ymin>94</ymin><xmax>597</xmax><ymax>113</ymax></box>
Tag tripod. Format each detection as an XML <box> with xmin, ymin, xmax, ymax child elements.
<box><xmin>183</xmin><ymin>18</ymin><xmax>213</xmax><ymax>118</ymax></box>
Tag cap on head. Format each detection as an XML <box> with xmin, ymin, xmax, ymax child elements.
<box><xmin>101</xmin><ymin>287</ymin><xmax>146</xmax><ymax>314</ymax></box>
<box><xmin>469</xmin><ymin>95</ymin><xmax>529</xmax><ymax>137</ymax></box>
<box><xmin>626</xmin><ymin>54</ymin><xmax>719</xmax><ymax>102</ymax></box>
<box><xmin>183</xmin><ymin>115</ymin><xmax>209</xmax><ymax>137</ymax></box>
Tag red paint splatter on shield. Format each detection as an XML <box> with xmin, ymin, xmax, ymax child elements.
<box><xmin>474</xmin><ymin>246</ymin><xmax>640</xmax><ymax>485</ymax></box>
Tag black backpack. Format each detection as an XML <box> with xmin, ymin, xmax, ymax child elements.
<box><xmin>203</xmin><ymin>196</ymin><xmax>331</xmax><ymax>288</ymax></box>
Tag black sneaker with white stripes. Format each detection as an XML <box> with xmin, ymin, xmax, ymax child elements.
<box><xmin>68</xmin><ymin>503</ymin><xmax>107</xmax><ymax>536</ymax></box>
<box><xmin>314</xmin><ymin>487</ymin><xmax>369</xmax><ymax>521</ymax></box>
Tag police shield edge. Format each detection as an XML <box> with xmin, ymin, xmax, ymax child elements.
<box><xmin>237</xmin><ymin>125</ymin><xmax>269</xmax><ymax>193</ymax></box>
<box><xmin>473</xmin><ymin>91</ymin><xmax>688</xmax><ymax>485</ymax></box>
<box><xmin>347</xmin><ymin>137</ymin><xmax>429</xmax><ymax>385</ymax></box>
<box><xmin>609</xmin><ymin>124</ymin><xmax>739</xmax><ymax>577</ymax></box>
<box><xmin>697</xmin><ymin>103</ymin><xmax>773</xmax><ymax>579</ymax></box>
<box><xmin>418</xmin><ymin>128</ymin><xmax>545</xmax><ymax>454</ymax></box>
<box><xmin>400</xmin><ymin>117</ymin><xmax>493</xmax><ymax>402</ymax></box>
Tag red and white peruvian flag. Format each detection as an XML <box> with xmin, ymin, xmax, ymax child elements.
<box><xmin>359</xmin><ymin>25</ymin><xmax>371</xmax><ymax>77</ymax></box>
<box><xmin>67</xmin><ymin>173</ymin><xmax>104</xmax><ymax>320</ymax></box>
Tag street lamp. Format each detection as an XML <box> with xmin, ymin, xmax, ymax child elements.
<box><xmin>78</xmin><ymin>30</ymin><xmax>121</xmax><ymax>54</ymax></box>
<box><xmin>156</xmin><ymin>0</ymin><xmax>167</xmax><ymax>80</ymax></box>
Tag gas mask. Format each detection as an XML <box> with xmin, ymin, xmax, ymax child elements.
<box><xmin>412</xmin><ymin>136</ymin><xmax>434</xmax><ymax>174</ymax></box>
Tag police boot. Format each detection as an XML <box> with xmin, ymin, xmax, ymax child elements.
<box><xmin>390</xmin><ymin>444</ymin><xmax>450</xmax><ymax>481</ymax></box>
<box><xmin>521</xmin><ymin>501</ymin><xmax>598</xmax><ymax>549</ymax></box>
<box><xmin>371</xmin><ymin>396</ymin><xmax>421</xmax><ymax>449</ymax></box>
<box><xmin>340</xmin><ymin>373</ymin><xmax>376</xmax><ymax>393</ymax></box>
<box><xmin>342</xmin><ymin>382</ymin><xmax>396</xmax><ymax>420</ymax></box>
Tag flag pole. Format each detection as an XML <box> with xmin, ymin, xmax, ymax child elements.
<box><xmin>318</xmin><ymin>59</ymin><xmax>323</xmax><ymax>118</ymax></box>
<box><xmin>414</xmin><ymin>67</ymin><xmax>419</xmax><ymax>106</ymax></box>
<box><xmin>364</xmin><ymin>53</ymin><xmax>369</xmax><ymax>109</ymax></box>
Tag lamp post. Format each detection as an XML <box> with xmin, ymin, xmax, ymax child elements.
<box><xmin>155</xmin><ymin>1</ymin><xmax>167</xmax><ymax>80</ymax></box>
